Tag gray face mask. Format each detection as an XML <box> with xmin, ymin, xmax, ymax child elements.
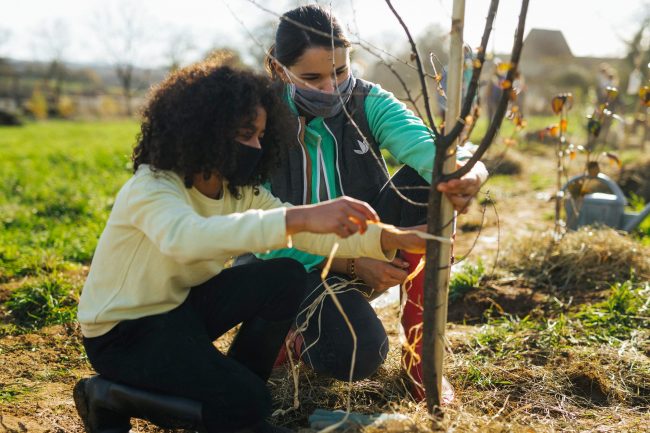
<box><xmin>287</xmin><ymin>74</ymin><xmax>356</xmax><ymax>118</ymax></box>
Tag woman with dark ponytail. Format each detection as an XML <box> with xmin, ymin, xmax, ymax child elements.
<box><xmin>247</xmin><ymin>4</ymin><xmax>487</xmax><ymax>395</ymax></box>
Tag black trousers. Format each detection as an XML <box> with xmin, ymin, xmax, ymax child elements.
<box><xmin>238</xmin><ymin>166</ymin><xmax>428</xmax><ymax>381</ymax></box>
<box><xmin>83</xmin><ymin>258</ymin><xmax>306</xmax><ymax>433</ymax></box>
<box><xmin>299</xmin><ymin>166</ymin><xmax>428</xmax><ymax>380</ymax></box>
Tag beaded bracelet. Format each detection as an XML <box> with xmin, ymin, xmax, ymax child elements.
<box><xmin>346</xmin><ymin>258</ymin><xmax>357</xmax><ymax>280</ymax></box>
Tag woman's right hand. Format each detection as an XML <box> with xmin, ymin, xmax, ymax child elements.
<box><xmin>285</xmin><ymin>196</ymin><xmax>379</xmax><ymax>238</ymax></box>
<box><xmin>355</xmin><ymin>257</ymin><xmax>410</xmax><ymax>293</ymax></box>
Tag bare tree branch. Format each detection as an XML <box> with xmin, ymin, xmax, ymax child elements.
<box><xmin>33</xmin><ymin>19</ymin><xmax>70</xmax><ymax>108</ymax></box>
<box><xmin>92</xmin><ymin>1</ymin><xmax>152</xmax><ymax>116</ymax></box>
<box><xmin>165</xmin><ymin>28</ymin><xmax>196</xmax><ymax>72</ymax></box>
<box><xmin>384</xmin><ymin>0</ymin><xmax>439</xmax><ymax>137</ymax></box>
<box><xmin>243</xmin><ymin>0</ymin><xmax>349</xmax><ymax>45</ymax></box>
<box><xmin>442</xmin><ymin>0</ymin><xmax>529</xmax><ymax>183</ymax></box>
<box><xmin>354</xmin><ymin>37</ymin><xmax>439</xmax><ymax>81</ymax></box>
<box><xmin>243</xmin><ymin>0</ymin><xmax>439</xmax><ymax>86</ymax></box>
<box><xmin>443</xmin><ymin>0</ymin><xmax>499</xmax><ymax>144</ymax></box>
<box><xmin>376</xmin><ymin>58</ymin><xmax>424</xmax><ymax>119</ymax></box>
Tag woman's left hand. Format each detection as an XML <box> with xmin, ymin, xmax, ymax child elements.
<box><xmin>436</xmin><ymin>161</ymin><xmax>488</xmax><ymax>214</ymax></box>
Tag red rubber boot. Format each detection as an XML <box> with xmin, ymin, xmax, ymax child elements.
<box><xmin>272</xmin><ymin>329</ymin><xmax>303</xmax><ymax>369</ymax></box>
<box><xmin>400</xmin><ymin>252</ymin><xmax>455</xmax><ymax>405</ymax></box>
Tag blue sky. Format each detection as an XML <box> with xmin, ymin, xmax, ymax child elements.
<box><xmin>1</xmin><ymin>0</ymin><xmax>648</xmax><ymax>67</ymax></box>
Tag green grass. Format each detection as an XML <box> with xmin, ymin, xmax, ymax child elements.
<box><xmin>449</xmin><ymin>260</ymin><xmax>485</xmax><ymax>303</ymax></box>
<box><xmin>529</xmin><ymin>172</ymin><xmax>555</xmax><ymax>191</ymax></box>
<box><xmin>461</xmin><ymin>279</ymin><xmax>650</xmax><ymax>403</ymax></box>
<box><xmin>0</xmin><ymin>120</ymin><xmax>138</xmax><ymax>282</ymax></box>
<box><xmin>575</xmin><ymin>280</ymin><xmax>650</xmax><ymax>343</ymax></box>
<box><xmin>5</xmin><ymin>277</ymin><xmax>79</xmax><ymax>330</ymax></box>
<box><xmin>0</xmin><ymin>384</ymin><xmax>36</xmax><ymax>404</ymax></box>
<box><xmin>471</xmin><ymin>280</ymin><xmax>650</xmax><ymax>360</ymax></box>
<box><xmin>0</xmin><ymin>120</ymin><xmax>138</xmax><ymax>333</ymax></box>
<box><xmin>629</xmin><ymin>193</ymin><xmax>650</xmax><ymax>245</ymax></box>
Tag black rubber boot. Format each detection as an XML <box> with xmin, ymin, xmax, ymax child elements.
<box><xmin>73</xmin><ymin>377</ymin><xmax>131</xmax><ymax>433</ymax></box>
<box><xmin>227</xmin><ymin>317</ymin><xmax>294</xmax><ymax>381</ymax></box>
<box><xmin>73</xmin><ymin>376</ymin><xmax>204</xmax><ymax>432</ymax></box>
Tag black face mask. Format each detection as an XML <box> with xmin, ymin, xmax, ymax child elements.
<box><xmin>224</xmin><ymin>141</ymin><xmax>264</xmax><ymax>186</ymax></box>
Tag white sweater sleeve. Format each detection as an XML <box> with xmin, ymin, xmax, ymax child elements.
<box><xmin>250</xmin><ymin>187</ymin><xmax>395</xmax><ymax>262</ymax></box>
<box><xmin>127</xmin><ymin>176</ymin><xmax>289</xmax><ymax>264</ymax></box>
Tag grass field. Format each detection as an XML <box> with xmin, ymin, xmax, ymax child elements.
<box><xmin>0</xmin><ymin>120</ymin><xmax>649</xmax><ymax>432</ymax></box>
<box><xmin>0</xmin><ymin>121</ymin><xmax>138</xmax><ymax>333</ymax></box>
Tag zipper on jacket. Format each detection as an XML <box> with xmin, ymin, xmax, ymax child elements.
<box><xmin>295</xmin><ymin>118</ymin><xmax>308</xmax><ymax>204</ymax></box>
<box><xmin>316</xmin><ymin>138</ymin><xmax>332</xmax><ymax>201</ymax></box>
<box><xmin>323</xmin><ymin>122</ymin><xmax>345</xmax><ymax>196</ymax></box>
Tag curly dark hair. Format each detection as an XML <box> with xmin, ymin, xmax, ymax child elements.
<box><xmin>132</xmin><ymin>62</ymin><xmax>291</xmax><ymax>197</ymax></box>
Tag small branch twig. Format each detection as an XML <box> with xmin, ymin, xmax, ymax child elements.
<box><xmin>443</xmin><ymin>0</ymin><xmax>499</xmax><ymax>144</ymax></box>
<box><xmin>385</xmin><ymin>0</ymin><xmax>439</xmax><ymax>138</ymax></box>
<box><xmin>359</xmin><ymin>40</ymin><xmax>426</xmax><ymax>119</ymax></box>
<box><xmin>441</xmin><ymin>0</ymin><xmax>529</xmax><ymax>183</ymax></box>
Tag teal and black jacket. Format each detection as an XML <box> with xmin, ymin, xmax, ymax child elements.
<box><xmin>260</xmin><ymin>78</ymin><xmax>471</xmax><ymax>271</ymax></box>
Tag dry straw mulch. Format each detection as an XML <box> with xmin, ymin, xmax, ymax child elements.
<box><xmin>500</xmin><ymin>227</ymin><xmax>650</xmax><ymax>291</ymax></box>
<box><xmin>266</xmin><ymin>228</ymin><xmax>650</xmax><ymax>432</ymax></box>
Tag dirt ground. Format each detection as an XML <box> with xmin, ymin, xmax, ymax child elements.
<box><xmin>1</xmin><ymin>146</ymin><xmax>648</xmax><ymax>432</ymax></box>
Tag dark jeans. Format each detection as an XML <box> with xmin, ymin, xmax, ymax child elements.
<box><xmin>83</xmin><ymin>258</ymin><xmax>306</xmax><ymax>433</ymax></box>
<box><xmin>239</xmin><ymin>166</ymin><xmax>428</xmax><ymax>381</ymax></box>
<box><xmin>300</xmin><ymin>166</ymin><xmax>427</xmax><ymax>380</ymax></box>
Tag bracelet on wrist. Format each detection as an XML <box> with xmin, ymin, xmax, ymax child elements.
<box><xmin>347</xmin><ymin>258</ymin><xmax>357</xmax><ymax>280</ymax></box>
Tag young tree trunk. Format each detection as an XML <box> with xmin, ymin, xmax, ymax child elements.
<box><xmin>422</xmin><ymin>0</ymin><xmax>529</xmax><ymax>418</ymax></box>
<box><xmin>421</xmin><ymin>0</ymin><xmax>465</xmax><ymax>415</ymax></box>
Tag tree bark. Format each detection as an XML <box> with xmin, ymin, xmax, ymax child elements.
<box><xmin>422</xmin><ymin>0</ymin><xmax>465</xmax><ymax>415</ymax></box>
<box><xmin>422</xmin><ymin>0</ymin><xmax>529</xmax><ymax>418</ymax></box>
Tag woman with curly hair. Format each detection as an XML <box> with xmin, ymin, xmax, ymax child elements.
<box><xmin>73</xmin><ymin>61</ymin><xmax>427</xmax><ymax>433</ymax></box>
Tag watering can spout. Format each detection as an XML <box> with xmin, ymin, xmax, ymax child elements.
<box><xmin>623</xmin><ymin>203</ymin><xmax>650</xmax><ymax>232</ymax></box>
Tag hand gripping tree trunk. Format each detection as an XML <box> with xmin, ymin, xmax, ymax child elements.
<box><xmin>386</xmin><ymin>0</ymin><xmax>529</xmax><ymax>417</ymax></box>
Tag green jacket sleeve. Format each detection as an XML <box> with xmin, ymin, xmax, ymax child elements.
<box><xmin>256</xmin><ymin>247</ymin><xmax>325</xmax><ymax>272</ymax></box>
<box><xmin>365</xmin><ymin>84</ymin><xmax>472</xmax><ymax>184</ymax></box>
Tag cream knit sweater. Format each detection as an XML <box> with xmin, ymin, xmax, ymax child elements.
<box><xmin>78</xmin><ymin>165</ymin><xmax>393</xmax><ymax>338</ymax></box>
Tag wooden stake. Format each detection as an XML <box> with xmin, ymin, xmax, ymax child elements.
<box><xmin>423</xmin><ymin>0</ymin><xmax>465</xmax><ymax>416</ymax></box>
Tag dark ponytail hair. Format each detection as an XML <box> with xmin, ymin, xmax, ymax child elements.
<box><xmin>265</xmin><ymin>4</ymin><xmax>351</xmax><ymax>79</ymax></box>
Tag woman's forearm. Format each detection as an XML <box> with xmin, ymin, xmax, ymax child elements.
<box><xmin>316</xmin><ymin>257</ymin><xmax>350</xmax><ymax>275</ymax></box>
